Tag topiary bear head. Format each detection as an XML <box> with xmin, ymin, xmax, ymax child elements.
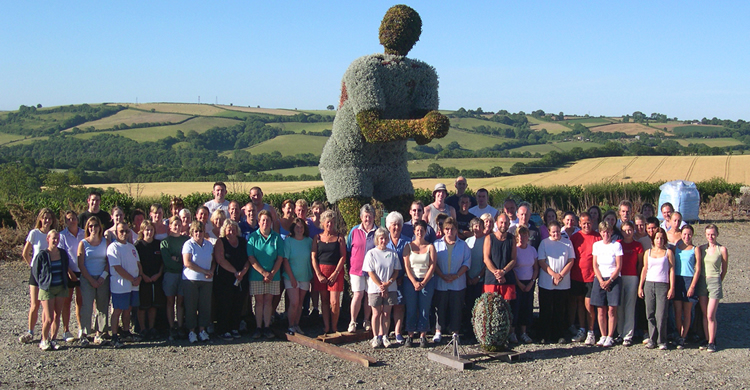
<box><xmin>379</xmin><ymin>5</ymin><xmax>422</xmax><ymax>56</ymax></box>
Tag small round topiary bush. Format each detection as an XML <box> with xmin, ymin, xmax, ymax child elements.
<box><xmin>472</xmin><ymin>292</ymin><xmax>513</xmax><ymax>352</ymax></box>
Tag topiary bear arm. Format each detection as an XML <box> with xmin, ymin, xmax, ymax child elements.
<box><xmin>356</xmin><ymin>109</ymin><xmax>449</xmax><ymax>144</ymax></box>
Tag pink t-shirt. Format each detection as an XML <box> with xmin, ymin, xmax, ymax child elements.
<box><xmin>515</xmin><ymin>245</ymin><xmax>537</xmax><ymax>281</ymax></box>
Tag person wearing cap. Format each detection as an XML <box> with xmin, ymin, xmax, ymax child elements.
<box><xmin>423</xmin><ymin>183</ymin><xmax>456</xmax><ymax>233</ymax></box>
<box><xmin>445</xmin><ymin>176</ymin><xmax>476</xmax><ymax>212</ymax></box>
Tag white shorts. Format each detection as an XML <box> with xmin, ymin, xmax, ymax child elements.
<box><xmin>283</xmin><ymin>279</ymin><xmax>311</xmax><ymax>291</ymax></box>
<box><xmin>350</xmin><ymin>274</ymin><xmax>368</xmax><ymax>292</ymax></box>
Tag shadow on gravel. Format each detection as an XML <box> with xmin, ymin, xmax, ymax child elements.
<box><xmin>715</xmin><ymin>302</ymin><xmax>750</xmax><ymax>350</ymax></box>
<box><xmin>517</xmin><ymin>345</ymin><xmax>604</xmax><ymax>362</ymax></box>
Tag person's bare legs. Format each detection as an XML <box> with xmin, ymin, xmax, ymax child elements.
<box><xmin>40</xmin><ymin>299</ymin><xmax>54</xmax><ymax>342</ymax></box>
<box><xmin>585</xmin><ymin>297</ymin><xmax>596</xmax><ymax>331</ymax></box>
<box><xmin>351</xmin><ymin>290</ymin><xmax>365</xmax><ymax>326</ymax></box>
<box><xmin>28</xmin><ymin>286</ymin><xmax>41</xmax><ymax>333</ymax></box>
<box><xmin>330</xmin><ymin>292</ymin><xmax>341</xmax><ymax>332</ymax></box>
<box><xmin>50</xmin><ymin>297</ymin><xmax>65</xmax><ymax>340</ymax></box>
<box><xmin>253</xmin><ymin>295</ymin><xmax>265</xmax><ymax>329</ymax></box>
<box><xmin>392</xmin><ymin>304</ymin><xmax>404</xmax><ymax>337</ymax></box>
<box><xmin>263</xmin><ymin>294</ymin><xmax>274</xmax><ymax>328</ymax></box>
<box><xmin>320</xmin><ymin>291</ymin><xmax>331</xmax><ymax>332</ymax></box>
<box><xmin>701</xmin><ymin>297</ymin><xmax>720</xmax><ymax>344</ymax></box>
<box><xmin>166</xmin><ymin>296</ymin><xmax>177</xmax><ymax>328</ymax></box>
<box><xmin>597</xmin><ymin>306</ymin><xmax>608</xmax><ymax>337</ymax></box>
<box><xmin>607</xmin><ymin>306</ymin><xmax>617</xmax><ymax>337</ymax></box>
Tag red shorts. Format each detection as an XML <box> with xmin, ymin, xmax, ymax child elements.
<box><xmin>483</xmin><ymin>284</ymin><xmax>517</xmax><ymax>300</ymax></box>
<box><xmin>312</xmin><ymin>264</ymin><xmax>344</xmax><ymax>292</ymax></box>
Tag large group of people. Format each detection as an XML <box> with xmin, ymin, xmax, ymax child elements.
<box><xmin>20</xmin><ymin>178</ymin><xmax>730</xmax><ymax>354</ymax></box>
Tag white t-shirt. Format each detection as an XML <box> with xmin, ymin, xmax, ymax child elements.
<box><xmin>537</xmin><ymin>238</ymin><xmax>574</xmax><ymax>290</ymax></box>
<box><xmin>204</xmin><ymin>199</ymin><xmax>229</xmax><ymax>215</ymax></box>
<box><xmin>469</xmin><ymin>205</ymin><xmax>498</xmax><ymax>220</ymax></box>
<box><xmin>592</xmin><ymin>240</ymin><xmax>623</xmax><ymax>278</ymax></box>
<box><xmin>362</xmin><ymin>247</ymin><xmax>402</xmax><ymax>295</ymax></box>
<box><xmin>107</xmin><ymin>241</ymin><xmax>141</xmax><ymax>294</ymax></box>
<box><xmin>26</xmin><ymin>229</ymin><xmax>49</xmax><ymax>261</ymax></box>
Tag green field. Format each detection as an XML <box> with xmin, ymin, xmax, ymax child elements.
<box><xmin>676</xmin><ymin>138</ymin><xmax>742</xmax><ymax>147</ymax></box>
<box><xmin>509</xmin><ymin>141</ymin><xmax>603</xmax><ymax>154</ymax></box>
<box><xmin>450</xmin><ymin>117</ymin><xmax>513</xmax><ymax>130</ymax></box>
<box><xmin>301</xmin><ymin>110</ymin><xmax>337</xmax><ymax>116</ymax></box>
<box><xmin>673</xmin><ymin>125</ymin><xmax>726</xmax><ymax>135</ymax></box>
<box><xmin>0</xmin><ymin>133</ymin><xmax>27</xmax><ymax>145</ymax></box>
<box><xmin>562</xmin><ymin>117</ymin><xmax>615</xmax><ymax>128</ymax></box>
<box><xmin>408</xmin><ymin>128</ymin><xmax>510</xmax><ymax>151</ymax></box>
<box><xmin>266</xmin><ymin>122</ymin><xmax>332</xmax><ymax>133</ymax></box>
<box><xmin>244</xmin><ymin>134</ymin><xmax>328</xmax><ymax>156</ymax></box>
<box><xmin>74</xmin><ymin>117</ymin><xmax>241</xmax><ymax>142</ymax></box>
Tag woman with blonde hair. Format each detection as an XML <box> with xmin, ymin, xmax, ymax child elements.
<box><xmin>311</xmin><ymin>210</ymin><xmax>346</xmax><ymax>334</ymax></box>
<box><xmin>696</xmin><ymin>224</ymin><xmax>728</xmax><ymax>353</ymax></box>
<box><xmin>32</xmin><ymin>230</ymin><xmax>71</xmax><ymax>350</ymax></box>
<box><xmin>77</xmin><ymin>216</ymin><xmax>111</xmax><ymax>345</ymax></box>
<box><xmin>150</xmin><ymin>204</ymin><xmax>169</xmax><ymax>240</ymax></box>
<box><xmin>20</xmin><ymin>208</ymin><xmax>58</xmax><ymax>344</ymax></box>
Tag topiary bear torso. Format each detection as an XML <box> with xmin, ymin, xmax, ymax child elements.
<box><xmin>319</xmin><ymin>53</ymin><xmax>440</xmax><ymax>204</ymax></box>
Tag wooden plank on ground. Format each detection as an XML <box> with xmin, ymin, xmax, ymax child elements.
<box><xmin>317</xmin><ymin>330</ymin><xmax>372</xmax><ymax>344</ymax></box>
<box><xmin>427</xmin><ymin>351</ymin><xmax>473</xmax><ymax>370</ymax></box>
<box><xmin>284</xmin><ymin>331</ymin><xmax>376</xmax><ymax>367</ymax></box>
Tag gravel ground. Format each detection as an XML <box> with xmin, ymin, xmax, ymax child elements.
<box><xmin>1</xmin><ymin>221</ymin><xmax>748</xmax><ymax>389</ymax></box>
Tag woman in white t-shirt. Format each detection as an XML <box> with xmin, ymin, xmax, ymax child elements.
<box><xmin>19</xmin><ymin>208</ymin><xmax>58</xmax><ymax>344</ymax></box>
<box><xmin>362</xmin><ymin>228</ymin><xmax>402</xmax><ymax>348</ymax></box>
<box><xmin>182</xmin><ymin>221</ymin><xmax>215</xmax><ymax>343</ymax></box>
<box><xmin>590</xmin><ymin>221</ymin><xmax>622</xmax><ymax>347</ymax></box>
<box><xmin>537</xmin><ymin>221</ymin><xmax>575</xmax><ymax>344</ymax></box>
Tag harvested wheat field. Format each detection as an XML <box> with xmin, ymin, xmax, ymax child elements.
<box><xmin>216</xmin><ymin>105</ymin><xmax>299</xmax><ymax>116</ymax></box>
<box><xmin>590</xmin><ymin>123</ymin><xmax>661</xmax><ymax>135</ymax></box>
<box><xmin>107</xmin><ymin>103</ymin><xmax>227</xmax><ymax>116</ymax></box>
<box><xmin>70</xmin><ymin>109</ymin><xmax>191</xmax><ymax>130</ymax></box>
<box><xmin>90</xmin><ymin>156</ymin><xmax>750</xmax><ymax>197</ymax></box>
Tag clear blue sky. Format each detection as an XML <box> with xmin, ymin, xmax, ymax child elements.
<box><xmin>2</xmin><ymin>1</ymin><xmax>749</xmax><ymax>120</ymax></box>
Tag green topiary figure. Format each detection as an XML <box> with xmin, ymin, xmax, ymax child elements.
<box><xmin>319</xmin><ymin>5</ymin><xmax>449</xmax><ymax>229</ymax></box>
<box><xmin>472</xmin><ymin>292</ymin><xmax>513</xmax><ymax>352</ymax></box>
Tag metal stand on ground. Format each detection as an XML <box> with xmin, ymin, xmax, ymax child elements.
<box><xmin>427</xmin><ymin>333</ymin><xmax>474</xmax><ymax>370</ymax></box>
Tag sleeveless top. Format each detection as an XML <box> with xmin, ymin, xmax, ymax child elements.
<box><xmin>675</xmin><ymin>246</ymin><xmax>696</xmax><ymax>277</ymax></box>
<box><xmin>316</xmin><ymin>236</ymin><xmax>341</xmax><ymax>266</ymax></box>
<box><xmin>216</xmin><ymin>237</ymin><xmax>248</xmax><ymax>285</ymax></box>
<box><xmin>408</xmin><ymin>245</ymin><xmax>430</xmax><ymax>279</ymax></box>
<box><xmin>700</xmin><ymin>246</ymin><xmax>723</xmax><ymax>278</ymax></box>
<box><xmin>645</xmin><ymin>249</ymin><xmax>669</xmax><ymax>283</ymax></box>
<box><xmin>484</xmin><ymin>233</ymin><xmax>516</xmax><ymax>285</ymax></box>
<box><xmin>427</xmin><ymin>203</ymin><xmax>455</xmax><ymax>232</ymax></box>
<box><xmin>83</xmin><ymin>239</ymin><xmax>108</xmax><ymax>277</ymax></box>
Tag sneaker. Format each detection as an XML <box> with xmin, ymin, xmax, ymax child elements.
<box><xmin>120</xmin><ymin>331</ymin><xmax>133</xmax><ymax>342</ymax></box>
<box><xmin>112</xmin><ymin>336</ymin><xmax>125</xmax><ymax>349</ymax></box>
<box><xmin>252</xmin><ymin>330</ymin><xmax>262</xmax><ymax>339</ymax></box>
<box><xmin>78</xmin><ymin>329</ymin><xmax>84</xmax><ymax>339</ymax></box>
<box><xmin>371</xmin><ymin>336</ymin><xmax>380</xmax><ymax>348</ymax></box>
<box><xmin>699</xmin><ymin>340</ymin><xmax>708</xmax><ymax>350</ymax></box>
<box><xmin>63</xmin><ymin>331</ymin><xmax>75</xmax><ymax>342</ymax></box>
<box><xmin>645</xmin><ymin>340</ymin><xmax>656</xmax><ymax>349</ymax></box>
<box><xmin>642</xmin><ymin>338</ymin><xmax>650</xmax><ymax>345</ymax></box>
<box><xmin>206</xmin><ymin>324</ymin><xmax>215</xmax><ymax>334</ymax></box>
<box><xmin>572</xmin><ymin>329</ymin><xmax>586</xmax><ymax>342</ymax></box>
<box><xmin>169</xmin><ymin>327</ymin><xmax>178</xmax><ymax>341</ymax></box>
<box><xmin>347</xmin><ymin>321</ymin><xmax>357</xmax><ymax>333</ymax></box>
<box><xmin>364</xmin><ymin>320</ymin><xmax>371</xmax><ymax>332</ymax></box>
<box><xmin>584</xmin><ymin>331</ymin><xmax>596</xmax><ymax>346</ymax></box>
<box><xmin>395</xmin><ymin>334</ymin><xmax>405</xmax><ymax>344</ymax></box>
<box><xmin>508</xmin><ymin>333</ymin><xmax>519</xmax><ymax>344</ymax></box>
<box><xmin>287</xmin><ymin>327</ymin><xmax>296</xmax><ymax>335</ymax></box>
<box><xmin>94</xmin><ymin>335</ymin><xmax>105</xmax><ymax>345</ymax></box>
<box><xmin>231</xmin><ymin>330</ymin><xmax>241</xmax><ymax>339</ymax></box>
<box><xmin>188</xmin><ymin>331</ymin><xmax>198</xmax><ymax>344</ymax></box>
<box><xmin>623</xmin><ymin>339</ymin><xmax>632</xmax><ymax>347</ymax></box>
<box><xmin>39</xmin><ymin>340</ymin><xmax>52</xmax><ymax>351</ymax></box>
<box><xmin>239</xmin><ymin>320</ymin><xmax>248</xmax><ymax>332</ymax></box>
<box><xmin>432</xmin><ymin>332</ymin><xmax>442</xmax><ymax>343</ymax></box>
<box><xmin>596</xmin><ymin>336</ymin><xmax>606</xmax><ymax>346</ymax></box>
<box><xmin>263</xmin><ymin>328</ymin><xmax>274</xmax><ymax>339</ymax></box>
<box><xmin>614</xmin><ymin>336</ymin><xmax>624</xmax><ymax>344</ymax></box>
<box><xmin>382</xmin><ymin>336</ymin><xmax>391</xmax><ymax>348</ymax></box>
<box><xmin>676</xmin><ymin>337</ymin><xmax>685</xmax><ymax>350</ymax></box>
<box><xmin>707</xmin><ymin>343</ymin><xmax>716</xmax><ymax>353</ymax></box>
<box><xmin>79</xmin><ymin>337</ymin><xmax>90</xmax><ymax>347</ymax></box>
<box><xmin>603</xmin><ymin>336</ymin><xmax>615</xmax><ymax>347</ymax></box>
<box><xmin>568</xmin><ymin>324</ymin><xmax>579</xmax><ymax>335</ymax></box>
<box><xmin>221</xmin><ymin>332</ymin><xmax>233</xmax><ymax>341</ymax></box>
<box><xmin>520</xmin><ymin>333</ymin><xmax>533</xmax><ymax>344</ymax></box>
<box><xmin>404</xmin><ymin>336</ymin><xmax>412</xmax><ymax>348</ymax></box>
<box><xmin>19</xmin><ymin>332</ymin><xmax>33</xmax><ymax>344</ymax></box>
<box><xmin>199</xmin><ymin>330</ymin><xmax>210</xmax><ymax>341</ymax></box>
<box><xmin>658</xmin><ymin>343</ymin><xmax>668</xmax><ymax>350</ymax></box>
<box><xmin>420</xmin><ymin>336</ymin><xmax>428</xmax><ymax>348</ymax></box>
<box><xmin>294</xmin><ymin>326</ymin><xmax>305</xmax><ymax>336</ymax></box>
<box><xmin>50</xmin><ymin>340</ymin><xmax>61</xmax><ymax>350</ymax></box>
